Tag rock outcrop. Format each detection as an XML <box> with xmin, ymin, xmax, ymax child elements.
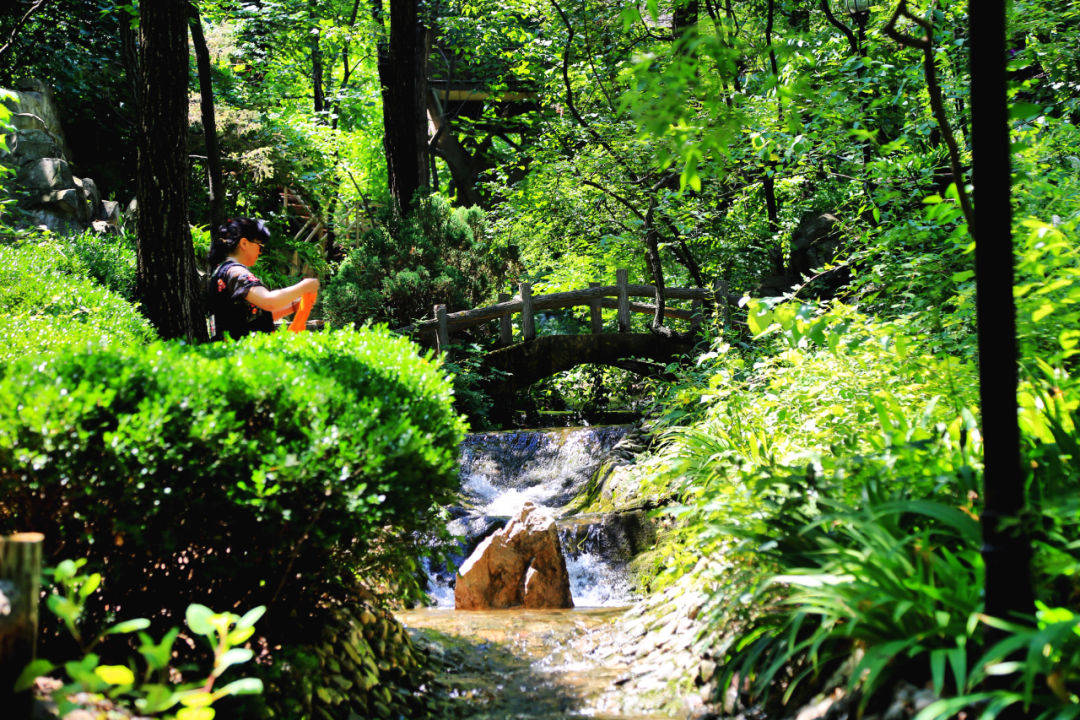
<box><xmin>454</xmin><ymin>502</ymin><xmax>574</xmax><ymax>610</ymax></box>
<box><xmin>2</xmin><ymin>79</ymin><xmax>118</xmax><ymax>234</ymax></box>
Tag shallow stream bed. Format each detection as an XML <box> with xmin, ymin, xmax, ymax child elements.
<box><xmin>397</xmin><ymin>607</ymin><xmax>675</xmax><ymax>720</ymax></box>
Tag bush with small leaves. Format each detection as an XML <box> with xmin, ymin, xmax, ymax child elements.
<box><xmin>0</xmin><ymin>326</ymin><xmax>465</xmax><ymax>642</ymax></box>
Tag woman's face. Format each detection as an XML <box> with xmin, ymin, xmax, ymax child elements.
<box><xmin>237</xmin><ymin>236</ymin><xmax>263</xmax><ymax>267</ymax></box>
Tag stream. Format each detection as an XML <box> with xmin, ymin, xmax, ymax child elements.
<box><xmin>397</xmin><ymin>426</ymin><xmax>676</xmax><ymax>719</ymax></box>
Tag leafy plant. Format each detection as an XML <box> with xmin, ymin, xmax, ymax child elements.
<box><xmin>0</xmin><ymin>238</ymin><xmax>156</xmax><ymax>370</ymax></box>
<box><xmin>16</xmin><ymin>559</ymin><xmax>264</xmax><ymax>719</ymax></box>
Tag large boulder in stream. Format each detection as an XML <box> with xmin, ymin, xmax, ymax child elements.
<box><xmin>455</xmin><ymin>502</ymin><xmax>574</xmax><ymax>610</ymax></box>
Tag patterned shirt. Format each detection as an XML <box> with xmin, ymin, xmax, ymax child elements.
<box><xmin>209</xmin><ymin>259</ymin><xmax>275</xmax><ymax>340</ymax></box>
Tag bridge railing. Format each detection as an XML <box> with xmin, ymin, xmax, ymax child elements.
<box><xmin>403</xmin><ymin>268</ymin><xmax>731</xmax><ymax>349</ymax></box>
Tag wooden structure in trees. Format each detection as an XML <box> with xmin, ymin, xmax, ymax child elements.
<box><xmin>281</xmin><ymin>187</ymin><xmax>329</xmax><ymax>248</ymax></box>
<box><xmin>0</xmin><ymin>533</ymin><xmax>43</xmax><ymax>714</ymax></box>
<box><xmin>404</xmin><ymin>268</ymin><xmax>735</xmax><ymax>350</ymax></box>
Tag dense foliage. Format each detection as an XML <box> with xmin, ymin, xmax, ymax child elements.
<box><xmin>4</xmin><ymin>0</ymin><xmax>1080</xmax><ymax>716</ymax></box>
<box><xmin>323</xmin><ymin>192</ymin><xmax>517</xmax><ymax>328</ymax></box>
<box><xmin>0</xmin><ymin>239</ymin><xmax>155</xmax><ymax>366</ymax></box>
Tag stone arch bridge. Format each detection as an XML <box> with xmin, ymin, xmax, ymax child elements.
<box><xmin>402</xmin><ymin>269</ymin><xmax>739</xmax><ymax>395</ymax></box>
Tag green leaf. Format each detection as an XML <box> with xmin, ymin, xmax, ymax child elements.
<box><xmin>1032</xmin><ymin>303</ymin><xmax>1055</xmax><ymax>322</ymax></box>
<box><xmin>78</xmin><ymin>573</ymin><xmax>101</xmax><ymax>599</ymax></box>
<box><xmin>1009</xmin><ymin>102</ymin><xmax>1041</xmax><ymax>121</ymax></box>
<box><xmin>135</xmin><ymin>684</ymin><xmax>180</xmax><ymax>714</ymax></box>
<box><xmin>929</xmin><ymin>649</ymin><xmax>946</xmax><ymax>695</ymax></box>
<box><xmin>14</xmin><ymin>659</ymin><xmax>55</xmax><ymax>692</ymax></box>
<box><xmin>227</xmin><ymin>626</ymin><xmax>255</xmax><ymax>645</ymax></box>
<box><xmin>94</xmin><ymin>665</ymin><xmax>135</xmax><ymax>686</ymax></box>
<box><xmin>179</xmin><ymin>690</ymin><xmax>216</xmax><ymax>708</ymax></box>
<box><xmin>176</xmin><ymin>707</ymin><xmax>215</xmax><ymax>720</ymax></box>
<box><xmin>185</xmin><ymin>604</ymin><xmax>215</xmax><ymax>636</ymax></box>
<box><xmin>105</xmin><ymin>618</ymin><xmax>150</xmax><ymax>635</ymax></box>
<box><xmin>46</xmin><ymin>594</ymin><xmax>81</xmax><ymax>626</ymax></box>
<box><xmin>216</xmin><ymin>648</ymin><xmax>254</xmax><ymax>672</ymax></box>
<box><xmin>53</xmin><ymin>559</ymin><xmax>79</xmax><ymax>582</ymax></box>
<box><xmin>235</xmin><ymin>606</ymin><xmax>266</xmax><ymax>631</ymax></box>
<box><xmin>138</xmin><ymin>627</ymin><xmax>179</xmax><ymax>671</ymax></box>
<box><xmin>218</xmin><ymin>677</ymin><xmax>264</xmax><ymax>696</ymax></box>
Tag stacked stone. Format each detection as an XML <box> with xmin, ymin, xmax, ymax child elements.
<box><xmin>267</xmin><ymin>603</ymin><xmax>434</xmax><ymax>720</ymax></box>
<box><xmin>2</xmin><ymin>79</ymin><xmax>119</xmax><ymax>234</ymax></box>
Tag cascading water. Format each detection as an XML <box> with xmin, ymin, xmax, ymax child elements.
<box><xmin>425</xmin><ymin>425</ymin><xmax>643</xmax><ymax>608</ymax></box>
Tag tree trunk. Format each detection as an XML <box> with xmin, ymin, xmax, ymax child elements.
<box><xmin>311</xmin><ymin>1</ymin><xmax>325</xmax><ymax>114</ymax></box>
<box><xmin>970</xmin><ymin>0</ymin><xmax>1033</xmax><ymax>633</ymax></box>
<box><xmin>672</xmin><ymin>0</ymin><xmax>698</xmax><ymax>44</ymax></box>
<box><xmin>374</xmin><ymin>0</ymin><xmax>430</xmax><ymax>214</ymax></box>
<box><xmin>136</xmin><ymin>0</ymin><xmax>206</xmax><ymax>342</ymax></box>
<box><xmin>763</xmin><ymin>171</ymin><xmax>784</xmax><ymax>274</ymax></box>
<box><xmin>427</xmin><ymin>92</ymin><xmax>483</xmax><ymax>207</ymax></box>
<box><xmin>188</xmin><ymin>3</ymin><xmax>224</xmax><ymax>229</ymax></box>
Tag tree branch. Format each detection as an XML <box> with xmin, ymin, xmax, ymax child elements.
<box><xmin>549</xmin><ymin>0</ymin><xmax>642</xmax><ymax>183</ymax></box>
<box><xmin>819</xmin><ymin>0</ymin><xmax>859</xmax><ymax>55</ymax></box>
<box><xmin>883</xmin><ymin>0</ymin><xmax>974</xmax><ymax>228</ymax></box>
<box><xmin>0</xmin><ymin>0</ymin><xmax>48</xmax><ymax>66</ymax></box>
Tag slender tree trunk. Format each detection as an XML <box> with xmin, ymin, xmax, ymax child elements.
<box><xmin>188</xmin><ymin>4</ymin><xmax>224</xmax><ymax>229</ymax></box>
<box><xmin>763</xmin><ymin>171</ymin><xmax>784</xmax><ymax>274</ymax></box>
<box><xmin>643</xmin><ymin>197</ymin><xmax>667</xmax><ymax>330</ymax></box>
<box><xmin>970</xmin><ymin>0</ymin><xmax>1033</xmax><ymax>629</ymax></box>
<box><xmin>310</xmin><ymin>0</ymin><xmax>325</xmax><ymax>114</ymax></box>
<box><xmin>136</xmin><ymin>0</ymin><xmax>205</xmax><ymax>342</ymax></box>
<box><xmin>373</xmin><ymin>0</ymin><xmax>430</xmax><ymax>214</ymax></box>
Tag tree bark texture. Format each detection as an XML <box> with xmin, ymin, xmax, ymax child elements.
<box><xmin>188</xmin><ymin>4</ymin><xmax>224</xmax><ymax>229</ymax></box>
<box><xmin>374</xmin><ymin>0</ymin><xmax>430</xmax><ymax>214</ymax></box>
<box><xmin>136</xmin><ymin>0</ymin><xmax>206</xmax><ymax>342</ymax></box>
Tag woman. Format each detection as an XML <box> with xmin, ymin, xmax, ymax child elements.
<box><xmin>207</xmin><ymin>217</ymin><xmax>319</xmax><ymax>341</ymax></box>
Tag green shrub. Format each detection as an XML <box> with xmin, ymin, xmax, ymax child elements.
<box><xmin>0</xmin><ymin>327</ymin><xmax>465</xmax><ymax>637</ymax></box>
<box><xmin>58</xmin><ymin>230</ymin><xmax>139</xmax><ymax>301</ymax></box>
<box><xmin>0</xmin><ymin>239</ymin><xmax>155</xmax><ymax>368</ymax></box>
<box><xmin>323</xmin><ymin>193</ymin><xmax>518</xmax><ymax>328</ymax></box>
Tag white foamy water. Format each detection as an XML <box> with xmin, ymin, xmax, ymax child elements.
<box><xmin>566</xmin><ymin>552</ymin><xmax>634</xmax><ymax>607</ymax></box>
<box><xmin>425</xmin><ymin>426</ymin><xmax>639</xmax><ymax>609</ymax></box>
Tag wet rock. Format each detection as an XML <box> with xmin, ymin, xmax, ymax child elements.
<box><xmin>455</xmin><ymin>502</ymin><xmax>574</xmax><ymax>610</ymax></box>
<box><xmin>558</xmin><ymin>509</ymin><xmax>656</xmax><ymax>563</ymax></box>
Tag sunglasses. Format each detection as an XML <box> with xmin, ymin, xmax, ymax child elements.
<box><xmin>242</xmin><ymin>237</ymin><xmax>264</xmax><ymax>249</ymax></box>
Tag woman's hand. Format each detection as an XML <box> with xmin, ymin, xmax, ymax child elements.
<box><xmin>246</xmin><ymin>277</ymin><xmax>320</xmax><ymax>313</ymax></box>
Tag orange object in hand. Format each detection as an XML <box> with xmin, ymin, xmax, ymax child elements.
<box><xmin>288</xmin><ymin>291</ymin><xmax>317</xmax><ymax>333</ymax></box>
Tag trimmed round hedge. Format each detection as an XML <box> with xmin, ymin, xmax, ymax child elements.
<box><xmin>0</xmin><ymin>326</ymin><xmax>465</xmax><ymax>628</ymax></box>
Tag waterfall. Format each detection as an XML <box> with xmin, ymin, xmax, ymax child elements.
<box><xmin>425</xmin><ymin>426</ymin><xmax>645</xmax><ymax>608</ymax></box>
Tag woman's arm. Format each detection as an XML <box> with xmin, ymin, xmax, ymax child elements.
<box><xmin>245</xmin><ymin>277</ymin><xmax>320</xmax><ymax>313</ymax></box>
